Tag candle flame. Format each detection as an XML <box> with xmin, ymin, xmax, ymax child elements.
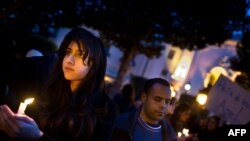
<box><xmin>178</xmin><ymin>132</ymin><xmax>182</xmax><ymax>137</ymax></box>
<box><xmin>24</xmin><ymin>98</ymin><xmax>34</xmax><ymax>105</ymax></box>
<box><xmin>182</xmin><ymin>128</ymin><xmax>189</xmax><ymax>137</ymax></box>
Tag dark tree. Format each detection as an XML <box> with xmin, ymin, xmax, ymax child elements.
<box><xmin>164</xmin><ymin>0</ymin><xmax>247</xmax><ymax>49</ymax></box>
<box><xmin>230</xmin><ymin>31</ymin><xmax>250</xmax><ymax>91</ymax></box>
<box><xmin>83</xmin><ymin>0</ymin><xmax>247</xmax><ymax>95</ymax></box>
<box><xmin>82</xmin><ymin>1</ymin><xmax>171</xmax><ymax>95</ymax></box>
<box><xmin>1</xmin><ymin>0</ymin><xmax>248</xmax><ymax>95</ymax></box>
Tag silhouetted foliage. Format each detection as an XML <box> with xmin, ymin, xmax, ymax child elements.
<box><xmin>83</xmin><ymin>0</ymin><xmax>247</xmax><ymax>94</ymax></box>
<box><xmin>230</xmin><ymin>31</ymin><xmax>250</xmax><ymax>91</ymax></box>
<box><xmin>1</xmin><ymin>0</ymin><xmax>248</xmax><ymax>94</ymax></box>
<box><xmin>82</xmin><ymin>0</ymin><xmax>248</xmax><ymax>50</ymax></box>
<box><xmin>164</xmin><ymin>0</ymin><xmax>247</xmax><ymax>49</ymax></box>
<box><xmin>1</xmin><ymin>0</ymin><xmax>247</xmax><ymax>49</ymax></box>
<box><xmin>231</xmin><ymin>31</ymin><xmax>250</xmax><ymax>72</ymax></box>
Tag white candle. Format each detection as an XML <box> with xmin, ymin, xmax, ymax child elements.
<box><xmin>17</xmin><ymin>98</ymin><xmax>34</xmax><ymax>115</ymax></box>
<box><xmin>178</xmin><ymin>132</ymin><xmax>182</xmax><ymax>138</ymax></box>
<box><xmin>182</xmin><ymin>128</ymin><xmax>189</xmax><ymax>137</ymax></box>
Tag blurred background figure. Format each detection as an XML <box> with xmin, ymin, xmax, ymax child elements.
<box><xmin>166</xmin><ymin>97</ymin><xmax>177</xmax><ymax>118</ymax></box>
<box><xmin>169</xmin><ymin>102</ymin><xmax>192</xmax><ymax>134</ymax></box>
<box><xmin>0</xmin><ymin>34</ymin><xmax>58</xmax><ymax>113</ymax></box>
<box><xmin>133</xmin><ymin>93</ymin><xmax>142</xmax><ymax>109</ymax></box>
<box><xmin>25</xmin><ymin>49</ymin><xmax>44</xmax><ymax>57</ymax></box>
<box><xmin>113</xmin><ymin>84</ymin><xmax>136</xmax><ymax>114</ymax></box>
<box><xmin>197</xmin><ymin>115</ymin><xmax>223</xmax><ymax>141</ymax></box>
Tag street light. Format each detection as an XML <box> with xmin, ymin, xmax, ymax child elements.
<box><xmin>196</xmin><ymin>93</ymin><xmax>207</xmax><ymax>106</ymax></box>
<box><xmin>210</xmin><ymin>66</ymin><xmax>228</xmax><ymax>85</ymax></box>
<box><xmin>184</xmin><ymin>83</ymin><xmax>191</xmax><ymax>91</ymax></box>
<box><xmin>196</xmin><ymin>87</ymin><xmax>210</xmax><ymax>107</ymax></box>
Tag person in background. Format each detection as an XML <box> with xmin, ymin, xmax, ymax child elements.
<box><xmin>112</xmin><ymin>78</ymin><xmax>177</xmax><ymax>141</ymax></box>
<box><xmin>169</xmin><ymin>102</ymin><xmax>192</xmax><ymax>134</ymax></box>
<box><xmin>114</xmin><ymin>84</ymin><xmax>136</xmax><ymax>114</ymax></box>
<box><xmin>197</xmin><ymin>115</ymin><xmax>223</xmax><ymax>141</ymax></box>
<box><xmin>0</xmin><ymin>27</ymin><xmax>117</xmax><ymax>141</ymax></box>
<box><xmin>133</xmin><ymin>94</ymin><xmax>142</xmax><ymax>109</ymax></box>
<box><xmin>165</xmin><ymin>97</ymin><xmax>177</xmax><ymax>118</ymax></box>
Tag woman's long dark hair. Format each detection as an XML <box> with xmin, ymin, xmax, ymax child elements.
<box><xmin>170</xmin><ymin>102</ymin><xmax>191</xmax><ymax>122</ymax></box>
<box><xmin>39</xmin><ymin>27</ymin><xmax>107</xmax><ymax>140</ymax></box>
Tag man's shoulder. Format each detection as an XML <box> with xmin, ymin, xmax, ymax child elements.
<box><xmin>116</xmin><ymin>111</ymin><xmax>133</xmax><ymax>124</ymax></box>
<box><xmin>115</xmin><ymin>108</ymin><xmax>139</xmax><ymax>130</ymax></box>
<box><xmin>162</xmin><ymin>119</ymin><xmax>177</xmax><ymax>141</ymax></box>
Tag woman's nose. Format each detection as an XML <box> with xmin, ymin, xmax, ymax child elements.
<box><xmin>67</xmin><ymin>54</ymin><xmax>75</xmax><ymax>64</ymax></box>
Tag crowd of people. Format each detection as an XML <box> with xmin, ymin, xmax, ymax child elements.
<box><xmin>0</xmin><ymin>26</ymin><xmax>244</xmax><ymax>141</ymax></box>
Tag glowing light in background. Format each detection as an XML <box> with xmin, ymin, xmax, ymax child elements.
<box><xmin>184</xmin><ymin>83</ymin><xmax>191</xmax><ymax>91</ymax></box>
<box><xmin>196</xmin><ymin>93</ymin><xmax>207</xmax><ymax>105</ymax></box>
<box><xmin>210</xmin><ymin>66</ymin><xmax>228</xmax><ymax>85</ymax></box>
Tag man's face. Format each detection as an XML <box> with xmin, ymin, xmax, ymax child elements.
<box><xmin>141</xmin><ymin>83</ymin><xmax>171</xmax><ymax>124</ymax></box>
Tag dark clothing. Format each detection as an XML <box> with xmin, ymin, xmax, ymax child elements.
<box><xmin>0</xmin><ymin>93</ymin><xmax>117</xmax><ymax>141</ymax></box>
<box><xmin>112</xmin><ymin>108</ymin><xmax>177</xmax><ymax>141</ymax></box>
<box><xmin>197</xmin><ymin>128</ymin><xmax>224</xmax><ymax>141</ymax></box>
<box><xmin>0</xmin><ymin>55</ymin><xmax>117</xmax><ymax>141</ymax></box>
<box><xmin>38</xmin><ymin>93</ymin><xmax>117</xmax><ymax>141</ymax></box>
<box><xmin>8</xmin><ymin>54</ymin><xmax>57</xmax><ymax>102</ymax></box>
<box><xmin>113</xmin><ymin>94</ymin><xmax>136</xmax><ymax>114</ymax></box>
<box><xmin>170</xmin><ymin>120</ymin><xmax>186</xmax><ymax>134</ymax></box>
<box><xmin>1</xmin><ymin>54</ymin><xmax>57</xmax><ymax>110</ymax></box>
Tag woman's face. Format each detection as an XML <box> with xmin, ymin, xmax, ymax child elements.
<box><xmin>207</xmin><ymin>118</ymin><xmax>218</xmax><ymax>131</ymax></box>
<box><xmin>62</xmin><ymin>41</ymin><xmax>90</xmax><ymax>83</ymax></box>
<box><xmin>179</xmin><ymin>109</ymin><xmax>191</xmax><ymax>122</ymax></box>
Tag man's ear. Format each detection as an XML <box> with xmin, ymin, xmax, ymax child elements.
<box><xmin>141</xmin><ymin>92</ymin><xmax>147</xmax><ymax>103</ymax></box>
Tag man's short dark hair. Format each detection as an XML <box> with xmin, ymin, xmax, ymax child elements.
<box><xmin>143</xmin><ymin>78</ymin><xmax>170</xmax><ymax>95</ymax></box>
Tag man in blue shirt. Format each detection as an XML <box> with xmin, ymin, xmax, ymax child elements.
<box><xmin>112</xmin><ymin>78</ymin><xmax>177</xmax><ymax>141</ymax></box>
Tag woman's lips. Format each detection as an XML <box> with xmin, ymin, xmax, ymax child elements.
<box><xmin>64</xmin><ymin>67</ymin><xmax>74</xmax><ymax>72</ymax></box>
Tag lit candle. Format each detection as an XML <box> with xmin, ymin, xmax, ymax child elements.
<box><xmin>17</xmin><ymin>98</ymin><xmax>34</xmax><ymax>115</ymax></box>
<box><xmin>178</xmin><ymin>132</ymin><xmax>182</xmax><ymax>138</ymax></box>
<box><xmin>182</xmin><ymin>128</ymin><xmax>189</xmax><ymax>137</ymax></box>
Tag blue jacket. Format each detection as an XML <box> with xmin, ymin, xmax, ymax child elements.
<box><xmin>111</xmin><ymin>107</ymin><xmax>177</xmax><ymax>141</ymax></box>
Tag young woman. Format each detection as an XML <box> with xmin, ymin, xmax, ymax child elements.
<box><xmin>169</xmin><ymin>102</ymin><xmax>192</xmax><ymax>134</ymax></box>
<box><xmin>0</xmin><ymin>27</ymin><xmax>117</xmax><ymax>141</ymax></box>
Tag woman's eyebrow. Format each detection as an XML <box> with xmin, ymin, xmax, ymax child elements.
<box><xmin>78</xmin><ymin>47</ymin><xmax>86</xmax><ymax>52</ymax></box>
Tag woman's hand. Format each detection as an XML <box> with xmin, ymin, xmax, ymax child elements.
<box><xmin>0</xmin><ymin>105</ymin><xmax>19</xmax><ymax>137</ymax></box>
<box><xmin>0</xmin><ymin>105</ymin><xmax>43</xmax><ymax>139</ymax></box>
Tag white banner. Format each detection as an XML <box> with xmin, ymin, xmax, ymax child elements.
<box><xmin>206</xmin><ymin>75</ymin><xmax>250</xmax><ymax>124</ymax></box>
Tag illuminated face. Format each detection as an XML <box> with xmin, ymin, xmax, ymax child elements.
<box><xmin>179</xmin><ymin>109</ymin><xmax>191</xmax><ymax>122</ymax></box>
<box><xmin>141</xmin><ymin>83</ymin><xmax>171</xmax><ymax>124</ymax></box>
<box><xmin>207</xmin><ymin>118</ymin><xmax>218</xmax><ymax>131</ymax></box>
<box><xmin>62</xmin><ymin>41</ymin><xmax>90</xmax><ymax>84</ymax></box>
